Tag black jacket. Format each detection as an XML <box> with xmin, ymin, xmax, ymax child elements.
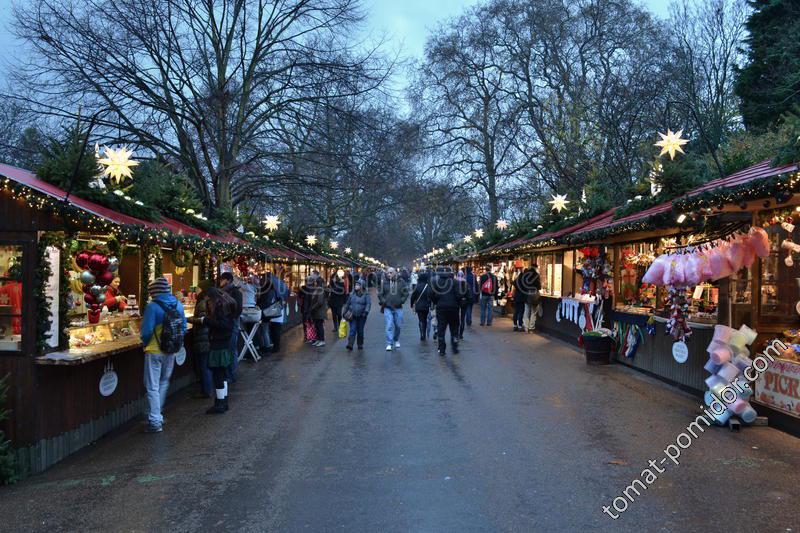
<box><xmin>430</xmin><ymin>272</ymin><xmax>467</xmax><ymax>310</ymax></box>
<box><xmin>222</xmin><ymin>284</ymin><xmax>243</xmax><ymax>318</ymax></box>
<box><xmin>410</xmin><ymin>274</ymin><xmax>433</xmax><ymax>312</ymax></box>
<box><xmin>204</xmin><ymin>305</ymin><xmax>236</xmax><ymax>350</ymax></box>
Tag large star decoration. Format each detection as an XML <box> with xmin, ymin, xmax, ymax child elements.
<box><xmin>330</xmin><ymin>241</ymin><xmax>339</xmax><ymax>250</ymax></box>
<box><xmin>97</xmin><ymin>146</ymin><xmax>139</xmax><ymax>184</ymax></box>
<box><xmin>549</xmin><ymin>194</ymin><xmax>570</xmax><ymax>213</ymax></box>
<box><xmin>474</xmin><ymin>229</ymin><xmax>484</xmax><ymax>238</ymax></box>
<box><xmin>495</xmin><ymin>219</ymin><xmax>508</xmax><ymax>230</ymax></box>
<box><xmin>305</xmin><ymin>235</ymin><xmax>317</xmax><ymax>246</ymax></box>
<box><xmin>463</xmin><ymin>235</ymin><xmax>472</xmax><ymax>243</ymax></box>
<box><xmin>655</xmin><ymin>129</ymin><xmax>688</xmax><ymax>160</ymax></box>
<box><xmin>344</xmin><ymin>247</ymin><xmax>352</xmax><ymax>254</ymax></box>
<box><xmin>263</xmin><ymin>215</ymin><xmax>281</xmax><ymax>231</ymax></box>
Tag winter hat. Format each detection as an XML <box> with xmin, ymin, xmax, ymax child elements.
<box><xmin>148</xmin><ymin>277</ymin><xmax>171</xmax><ymax>297</ymax></box>
<box><xmin>197</xmin><ymin>279</ymin><xmax>214</xmax><ymax>291</ymax></box>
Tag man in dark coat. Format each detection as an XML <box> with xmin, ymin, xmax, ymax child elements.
<box><xmin>430</xmin><ymin>266</ymin><xmax>467</xmax><ymax>356</ymax></box>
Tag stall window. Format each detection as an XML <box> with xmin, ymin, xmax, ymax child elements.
<box><xmin>536</xmin><ymin>253</ymin><xmax>563</xmax><ymax>297</ymax></box>
<box><xmin>0</xmin><ymin>245</ymin><xmax>23</xmax><ymax>351</ymax></box>
<box><xmin>759</xmin><ymin>218</ymin><xmax>799</xmax><ymax>325</ymax></box>
<box><xmin>616</xmin><ymin>243</ymin><xmax>657</xmax><ymax>311</ymax></box>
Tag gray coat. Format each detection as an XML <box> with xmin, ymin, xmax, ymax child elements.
<box><xmin>343</xmin><ymin>290</ymin><xmax>371</xmax><ymax>318</ymax></box>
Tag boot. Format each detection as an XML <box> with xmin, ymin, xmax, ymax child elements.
<box><xmin>206</xmin><ymin>398</ymin><xmax>225</xmax><ymax>414</ymax></box>
<box><xmin>346</xmin><ymin>342</ymin><xmax>353</xmax><ymax>351</ymax></box>
<box><xmin>222</xmin><ymin>397</ymin><xmax>229</xmax><ymax>412</ymax></box>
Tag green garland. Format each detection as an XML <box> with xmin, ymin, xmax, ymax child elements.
<box><xmin>672</xmin><ymin>171</ymin><xmax>798</xmax><ymax>214</ymax></box>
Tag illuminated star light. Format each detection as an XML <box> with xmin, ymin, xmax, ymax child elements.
<box><xmin>97</xmin><ymin>145</ymin><xmax>139</xmax><ymax>184</ymax></box>
<box><xmin>305</xmin><ymin>235</ymin><xmax>317</xmax><ymax>246</ymax></box>
<box><xmin>463</xmin><ymin>235</ymin><xmax>472</xmax><ymax>243</ymax></box>
<box><xmin>446</xmin><ymin>243</ymin><xmax>454</xmax><ymax>250</ymax></box>
<box><xmin>495</xmin><ymin>219</ymin><xmax>508</xmax><ymax>230</ymax></box>
<box><xmin>474</xmin><ymin>229</ymin><xmax>484</xmax><ymax>238</ymax></box>
<box><xmin>549</xmin><ymin>194</ymin><xmax>570</xmax><ymax>213</ymax></box>
<box><xmin>330</xmin><ymin>241</ymin><xmax>339</xmax><ymax>250</ymax></box>
<box><xmin>263</xmin><ymin>215</ymin><xmax>281</xmax><ymax>231</ymax></box>
<box><xmin>344</xmin><ymin>247</ymin><xmax>352</xmax><ymax>254</ymax></box>
<box><xmin>655</xmin><ymin>129</ymin><xmax>688</xmax><ymax>160</ymax></box>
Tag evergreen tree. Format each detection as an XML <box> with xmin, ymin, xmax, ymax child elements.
<box><xmin>735</xmin><ymin>0</ymin><xmax>800</xmax><ymax>132</ymax></box>
<box><xmin>0</xmin><ymin>375</ymin><xmax>17</xmax><ymax>485</ymax></box>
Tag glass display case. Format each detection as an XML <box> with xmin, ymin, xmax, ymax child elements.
<box><xmin>67</xmin><ymin>315</ymin><xmax>142</xmax><ymax>356</ymax></box>
<box><xmin>758</xmin><ymin>213</ymin><xmax>800</xmax><ymax>326</ymax></box>
<box><xmin>0</xmin><ymin>244</ymin><xmax>23</xmax><ymax>351</ymax></box>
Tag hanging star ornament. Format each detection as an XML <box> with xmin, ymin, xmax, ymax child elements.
<box><xmin>330</xmin><ymin>241</ymin><xmax>339</xmax><ymax>250</ymax></box>
<box><xmin>474</xmin><ymin>229</ymin><xmax>484</xmax><ymax>238</ymax></box>
<box><xmin>655</xmin><ymin>129</ymin><xmax>688</xmax><ymax>160</ymax></box>
<box><xmin>549</xmin><ymin>194</ymin><xmax>570</xmax><ymax>213</ymax></box>
<box><xmin>495</xmin><ymin>219</ymin><xmax>508</xmax><ymax>230</ymax></box>
<box><xmin>305</xmin><ymin>235</ymin><xmax>317</xmax><ymax>246</ymax></box>
<box><xmin>263</xmin><ymin>215</ymin><xmax>281</xmax><ymax>231</ymax></box>
<box><xmin>97</xmin><ymin>145</ymin><xmax>139</xmax><ymax>184</ymax></box>
<box><xmin>463</xmin><ymin>235</ymin><xmax>472</xmax><ymax>243</ymax></box>
<box><xmin>344</xmin><ymin>247</ymin><xmax>352</xmax><ymax>254</ymax></box>
<box><xmin>446</xmin><ymin>243</ymin><xmax>454</xmax><ymax>250</ymax></box>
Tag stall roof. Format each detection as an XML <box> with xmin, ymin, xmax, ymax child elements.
<box><xmin>523</xmin><ymin>209</ymin><xmax>617</xmax><ymax>246</ymax></box>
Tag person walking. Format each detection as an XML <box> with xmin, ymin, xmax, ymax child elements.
<box><xmin>328</xmin><ymin>270</ymin><xmax>347</xmax><ymax>333</ymax></box>
<box><xmin>410</xmin><ymin>271</ymin><xmax>433</xmax><ymax>341</ymax></box>
<box><xmin>309</xmin><ymin>276</ymin><xmax>328</xmax><ymax>347</ymax></box>
<box><xmin>218</xmin><ymin>272</ymin><xmax>242</xmax><ymax>380</ymax></box>
<box><xmin>456</xmin><ymin>270</ymin><xmax>471</xmax><ymax>340</ymax></box>
<box><xmin>140</xmin><ymin>277</ymin><xmax>187</xmax><ymax>433</ymax></box>
<box><xmin>523</xmin><ymin>264</ymin><xmax>542</xmax><ymax>332</ymax></box>
<box><xmin>191</xmin><ymin>279</ymin><xmax>213</xmax><ymax>398</ymax></box>
<box><xmin>342</xmin><ymin>279</ymin><xmax>371</xmax><ymax>350</ymax></box>
<box><xmin>430</xmin><ymin>266</ymin><xmax>466</xmax><ymax>356</ymax></box>
<box><xmin>478</xmin><ymin>265</ymin><xmax>499</xmax><ymax>326</ymax></box>
<box><xmin>378</xmin><ymin>267</ymin><xmax>409</xmax><ymax>351</ymax></box>
<box><xmin>464</xmin><ymin>266</ymin><xmax>477</xmax><ymax>329</ymax></box>
<box><xmin>512</xmin><ymin>268</ymin><xmax>527</xmax><ymax>331</ymax></box>
<box><xmin>191</xmin><ymin>287</ymin><xmax>237</xmax><ymax>414</ymax></box>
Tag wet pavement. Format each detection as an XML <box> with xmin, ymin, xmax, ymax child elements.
<box><xmin>1</xmin><ymin>302</ymin><xmax>800</xmax><ymax>532</ymax></box>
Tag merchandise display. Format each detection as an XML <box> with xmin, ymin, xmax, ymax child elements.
<box><xmin>704</xmin><ymin>324</ymin><xmax>760</xmax><ymax>425</ymax></box>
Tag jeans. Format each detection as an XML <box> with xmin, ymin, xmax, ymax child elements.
<box><xmin>436</xmin><ymin>308</ymin><xmax>460</xmax><ymax>352</ymax></box>
<box><xmin>524</xmin><ymin>303</ymin><xmax>539</xmax><ymax>331</ymax></box>
<box><xmin>464</xmin><ymin>302</ymin><xmax>474</xmax><ymax>326</ymax></box>
<box><xmin>258</xmin><ymin>321</ymin><xmax>272</xmax><ymax>349</ymax></box>
<box><xmin>269</xmin><ymin>321</ymin><xmax>283</xmax><ymax>351</ymax></box>
<box><xmin>416</xmin><ymin>310</ymin><xmax>429</xmax><ymax>339</ymax></box>
<box><xmin>513</xmin><ymin>301</ymin><xmax>525</xmax><ymax>328</ymax></box>
<box><xmin>384</xmin><ymin>307</ymin><xmax>403</xmax><ymax>345</ymax></box>
<box><xmin>194</xmin><ymin>351</ymin><xmax>212</xmax><ymax>396</ymax></box>
<box><xmin>480</xmin><ymin>295</ymin><xmax>494</xmax><ymax>325</ymax></box>
<box><xmin>347</xmin><ymin>315</ymin><xmax>367</xmax><ymax>347</ymax></box>
<box><xmin>144</xmin><ymin>352</ymin><xmax>176</xmax><ymax>428</ymax></box>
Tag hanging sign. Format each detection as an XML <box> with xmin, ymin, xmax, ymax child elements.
<box><xmin>175</xmin><ymin>346</ymin><xmax>187</xmax><ymax>366</ymax></box>
<box><xmin>99</xmin><ymin>362</ymin><xmax>118</xmax><ymax>397</ymax></box>
<box><xmin>672</xmin><ymin>341</ymin><xmax>689</xmax><ymax>364</ymax></box>
<box><xmin>578</xmin><ymin>314</ymin><xmax>587</xmax><ymax>330</ymax></box>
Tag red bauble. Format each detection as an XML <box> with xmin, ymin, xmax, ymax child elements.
<box><xmin>75</xmin><ymin>250</ymin><xmax>91</xmax><ymax>269</ymax></box>
<box><xmin>88</xmin><ymin>253</ymin><xmax>109</xmax><ymax>273</ymax></box>
<box><xmin>84</xmin><ymin>293</ymin><xmax>97</xmax><ymax>305</ymax></box>
<box><xmin>97</xmin><ymin>270</ymin><xmax>115</xmax><ymax>286</ymax></box>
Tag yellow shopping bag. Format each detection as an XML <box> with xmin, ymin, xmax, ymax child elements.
<box><xmin>338</xmin><ymin>319</ymin><xmax>349</xmax><ymax>339</ymax></box>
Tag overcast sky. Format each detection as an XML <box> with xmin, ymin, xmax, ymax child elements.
<box><xmin>0</xmin><ymin>0</ymin><xmax>672</xmax><ymax>87</ymax></box>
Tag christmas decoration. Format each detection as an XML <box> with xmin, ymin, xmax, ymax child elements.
<box><xmin>306</xmin><ymin>235</ymin><xmax>317</xmax><ymax>246</ymax></box>
<box><xmin>463</xmin><ymin>235</ymin><xmax>472</xmax><ymax>243</ymax></box>
<box><xmin>655</xmin><ymin>129</ymin><xmax>688</xmax><ymax>160</ymax></box>
<box><xmin>330</xmin><ymin>241</ymin><xmax>339</xmax><ymax>250</ymax></box>
<box><xmin>344</xmin><ymin>247</ymin><xmax>352</xmax><ymax>254</ymax></box>
<box><xmin>549</xmin><ymin>194</ymin><xmax>570</xmax><ymax>213</ymax></box>
<box><xmin>97</xmin><ymin>146</ymin><xmax>139</xmax><ymax>184</ymax></box>
<box><xmin>495</xmin><ymin>219</ymin><xmax>508</xmax><ymax>230</ymax></box>
<box><xmin>474</xmin><ymin>229</ymin><xmax>484</xmax><ymax>238</ymax></box>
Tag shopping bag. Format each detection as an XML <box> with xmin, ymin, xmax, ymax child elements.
<box><xmin>304</xmin><ymin>319</ymin><xmax>318</xmax><ymax>342</ymax></box>
<box><xmin>338</xmin><ymin>319</ymin><xmax>349</xmax><ymax>339</ymax></box>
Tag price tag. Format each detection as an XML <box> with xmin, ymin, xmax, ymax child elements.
<box><xmin>672</xmin><ymin>341</ymin><xmax>689</xmax><ymax>364</ymax></box>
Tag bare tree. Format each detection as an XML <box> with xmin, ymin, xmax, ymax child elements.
<box><xmin>12</xmin><ymin>0</ymin><xmax>388</xmax><ymax>211</ymax></box>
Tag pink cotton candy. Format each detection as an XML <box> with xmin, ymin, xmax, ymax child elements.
<box><xmin>739</xmin><ymin>236</ymin><xmax>755</xmax><ymax>269</ymax></box>
<box><xmin>643</xmin><ymin>254</ymin><xmax>668</xmax><ymax>285</ymax></box>
<box><xmin>749</xmin><ymin>227</ymin><xmax>771</xmax><ymax>258</ymax></box>
<box><xmin>663</xmin><ymin>254</ymin><xmax>687</xmax><ymax>286</ymax></box>
<box><xmin>727</xmin><ymin>240</ymin><xmax>746</xmax><ymax>272</ymax></box>
<box><xmin>697</xmin><ymin>249</ymin><xmax>713</xmax><ymax>280</ymax></box>
<box><xmin>685</xmin><ymin>253</ymin><xmax>704</xmax><ymax>286</ymax></box>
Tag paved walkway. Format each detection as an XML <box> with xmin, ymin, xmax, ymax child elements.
<box><xmin>1</xmin><ymin>302</ymin><xmax>799</xmax><ymax>532</ymax></box>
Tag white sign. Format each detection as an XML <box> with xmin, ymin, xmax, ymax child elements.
<box><xmin>99</xmin><ymin>363</ymin><xmax>118</xmax><ymax>397</ymax></box>
<box><xmin>45</xmin><ymin>246</ymin><xmax>60</xmax><ymax>348</ymax></box>
<box><xmin>672</xmin><ymin>341</ymin><xmax>689</xmax><ymax>364</ymax></box>
<box><xmin>175</xmin><ymin>346</ymin><xmax>187</xmax><ymax>366</ymax></box>
<box><xmin>578</xmin><ymin>314</ymin><xmax>587</xmax><ymax>330</ymax></box>
<box><xmin>755</xmin><ymin>358</ymin><xmax>800</xmax><ymax>418</ymax></box>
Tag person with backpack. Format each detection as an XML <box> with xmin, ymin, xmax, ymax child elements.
<box><xmin>140</xmin><ymin>277</ymin><xmax>187</xmax><ymax>433</ymax></box>
<box><xmin>342</xmin><ymin>279</ymin><xmax>371</xmax><ymax>350</ymax></box>
<box><xmin>191</xmin><ymin>287</ymin><xmax>237</xmax><ymax>414</ymax></box>
<box><xmin>410</xmin><ymin>271</ymin><xmax>433</xmax><ymax>341</ymax></box>
<box><xmin>430</xmin><ymin>266</ymin><xmax>467</xmax><ymax>356</ymax></box>
<box><xmin>478</xmin><ymin>265</ymin><xmax>499</xmax><ymax>326</ymax></box>
<box><xmin>523</xmin><ymin>264</ymin><xmax>542</xmax><ymax>332</ymax></box>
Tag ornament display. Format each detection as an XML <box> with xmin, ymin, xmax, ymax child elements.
<box><xmin>80</xmin><ymin>270</ymin><xmax>96</xmax><ymax>285</ymax></box>
<box><xmin>107</xmin><ymin>256</ymin><xmax>120</xmax><ymax>272</ymax></box>
<box><xmin>75</xmin><ymin>249</ymin><xmax>117</xmax><ymax>324</ymax></box>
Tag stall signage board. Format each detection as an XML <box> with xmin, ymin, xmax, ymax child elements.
<box><xmin>99</xmin><ymin>368</ymin><xmax>118</xmax><ymax>397</ymax></box>
<box><xmin>672</xmin><ymin>341</ymin><xmax>689</xmax><ymax>364</ymax></box>
<box><xmin>45</xmin><ymin>246</ymin><xmax>60</xmax><ymax>348</ymax></box>
<box><xmin>175</xmin><ymin>346</ymin><xmax>187</xmax><ymax>366</ymax></box>
<box><xmin>755</xmin><ymin>359</ymin><xmax>800</xmax><ymax>418</ymax></box>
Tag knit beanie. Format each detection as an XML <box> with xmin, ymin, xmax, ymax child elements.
<box><xmin>148</xmin><ymin>277</ymin><xmax>171</xmax><ymax>297</ymax></box>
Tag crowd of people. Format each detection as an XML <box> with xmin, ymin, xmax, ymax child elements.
<box><xmin>137</xmin><ymin>262</ymin><xmax>542</xmax><ymax>433</ymax></box>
